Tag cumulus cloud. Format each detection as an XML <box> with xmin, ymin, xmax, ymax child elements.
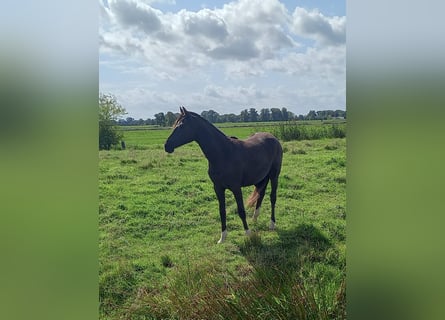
<box><xmin>204</xmin><ymin>85</ymin><xmax>224</xmax><ymax>98</ymax></box>
<box><xmin>201</xmin><ymin>84</ymin><xmax>269</xmax><ymax>109</ymax></box>
<box><xmin>100</xmin><ymin>1</ymin><xmax>111</xmax><ymax>23</ymax></box>
<box><xmin>99</xmin><ymin>0</ymin><xmax>346</xmax><ymax>117</ymax></box>
<box><xmin>108</xmin><ymin>0</ymin><xmax>162</xmax><ymax>34</ymax></box>
<box><xmin>180</xmin><ymin>9</ymin><xmax>228</xmax><ymax>41</ymax></box>
<box><xmin>101</xmin><ymin>0</ymin><xmax>346</xmax><ymax>67</ymax></box>
<box><xmin>218</xmin><ymin>0</ymin><xmax>289</xmax><ymax>27</ymax></box>
<box><xmin>100</xmin><ymin>0</ymin><xmax>305</xmax><ymax>68</ymax></box>
<box><xmin>292</xmin><ymin>7</ymin><xmax>346</xmax><ymax>46</ymax></box>
<box><xmin>208</xmin><ymin>38</ymin><xmax>260</xmax><ymax>61</ymax></box>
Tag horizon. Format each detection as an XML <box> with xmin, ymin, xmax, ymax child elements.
<box><xmin>116</xmin><ymin>105</ymin><xmax>347</xmax><ymax>121</ymax></box>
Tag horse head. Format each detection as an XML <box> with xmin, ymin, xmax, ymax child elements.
<box><xmin>164</xmin><ymin>106</ymin><xmax>197</xmax><ymax>153</ymax></box>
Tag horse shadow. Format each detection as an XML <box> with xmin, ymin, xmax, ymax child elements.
<box><xmin>236</xmin><ymin>224</ymin><xmax>346</xmax><ymax>319</ymax></box>
<box><xmin>239</xmin><ymin>223</ymin><xmax>333</xmax><ymax>275</ymax></box>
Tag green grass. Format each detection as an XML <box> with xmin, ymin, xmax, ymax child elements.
<box><xmin>99</xmin><ymin>124</ymin><xmax>346</xmax><ymax>319</ymax></box>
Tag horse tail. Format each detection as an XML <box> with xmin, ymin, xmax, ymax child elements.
<box><xmin>246</xmin><ymin>178</ymin><xmax>268</xmax><ymax>208</ymax></box>
<box><xmin>246</xmin><ymin>189</ymin><xmax>260</xmax><ymax>208</ymax></box>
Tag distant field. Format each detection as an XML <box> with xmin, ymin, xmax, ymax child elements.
<box><xmin>120</xmin><ymin>125</ymin><xmax>259</xmax><ymax>148</ymax></box>
<box><xmin>118</xmin><ymin>119</ymin><xmax>345</xmax><ymax>130</ymax></box>
<box><xmin>100</xmin><ymin>122</ymin><xmax>346</xmax><ymax>319</ymax></box>
<box><xmin>119</xmin><ymin>120</ymin><xmax>346</xmax><ymax>148</ymax></box>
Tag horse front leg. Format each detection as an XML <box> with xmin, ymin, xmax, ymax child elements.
<box><xmin>214</xmin><ymin>185</ymin><xmax>227</xmax><ymax>244</ymax></box>
<box><xmin>232</xmin><ymin>188</ymin><xmax>251</xmax><ymax>236</ymax></box>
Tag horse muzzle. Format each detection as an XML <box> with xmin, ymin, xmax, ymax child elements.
<box><xmin>164</xmin><ymin>142</ymin><xmax>174</xmax><ymax>153</ymax></box>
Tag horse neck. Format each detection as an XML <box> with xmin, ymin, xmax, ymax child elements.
<box><xmin>194</xmin><ymin>119</ymin><xmax>231</xmax><ymax>163</ymax></box>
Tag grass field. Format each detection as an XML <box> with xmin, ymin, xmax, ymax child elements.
<box><xmin>99</xmin><ymin>124</ymin><xmax>346</xmax><ymax>319</ymax></box>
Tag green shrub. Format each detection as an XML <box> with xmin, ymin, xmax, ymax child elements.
<box><xmin>99</xmin><ymin>93</ymin><xmax>126</xmax><ymax>150</ymax></box>
<box><xmin>99</xmin><ymin>123</ymin><xmax>123</xmax><ymax>150</ymax></box>
<box><xmin>272</xmin><ymin>122</ymin><xmax>346</xmax><ymax>141</ymax></box>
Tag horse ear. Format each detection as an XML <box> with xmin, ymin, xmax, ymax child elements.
<box><xmin>182</xmin><ymin>106</ymin><xmax>188</xmax><ymax>114</ymax></box>
<box><xmin>180</xmin><ymin>106</ymin><xmax>184</xmax><ymax>114</ymax></box>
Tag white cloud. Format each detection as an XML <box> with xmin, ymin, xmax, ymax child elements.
<box><xmin>99</xmin><ymin>0</ymin><xmax>346</xmax><ymax>117</ymax></box>
<box><xmin>208</xmin><ymin>37</ymin><xmax>260</xmax><ymax>61</ymax></box>
<box><xmin>292</xmin><ymin>7</ymin><xmax>346</xmax><ymax>46</ymax></box>
<box><xmin>101</xmin><ymin>0</ymin><xmax>302</xmax><ymax>68</ymax></box>
<box><xmin>204</xmin><ymin>84</ymin><xmax>268</xmax><ymax>103</ymax></box>
<box><xmin>180</xmin><ymin>9</ymin><xmax>228</xmax><ymax>41</ymax></box>
<box><xmin>108</xmin><ymin>0</ymin><xmax>163</xmax><ymax>33</ymax></box>
<box><xmin>204</xmin><ymin>85</ymin><xmax>224</xmax><ymax>98</ymax></box>
<box><xmin>99</xmin><ymin>1</ymin><xmax>112</xmax><ymax>23</ymax></box>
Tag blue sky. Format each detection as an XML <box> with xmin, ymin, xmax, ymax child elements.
<box><xmin>99</xmin><ymin>0</ymin><xmax>346</xmax><ymax>119</ymax></box>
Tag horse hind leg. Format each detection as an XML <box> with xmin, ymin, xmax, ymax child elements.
<box><xmin>269</xmin><ymin>173</ymin><xmax>279</xmax><ymax>230</ymax></box>
<box><xmin>269</xmin><ymin>146</ymin><xmax>282</xmax><ymax>230</ymax></box>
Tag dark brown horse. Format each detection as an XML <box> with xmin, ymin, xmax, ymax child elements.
<box><xmin>164</xmin><ymin>107</ymin><xmax>283</xmax><ymax>243</ymax></box>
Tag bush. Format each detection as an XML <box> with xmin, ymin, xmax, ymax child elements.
<box><xmin>272</xmin><ymin>122</ymin><xmax>346</xmax><ymax>141</ymax></box>
<box><xmin>99</xmin><ymin>93</ymin><xmax>126</xmax><ymax>150</ymax></box>
<box><xmin>99</xmin><ymin>122</ymin><xmax>123</xmax><ymax>150</ymax></box>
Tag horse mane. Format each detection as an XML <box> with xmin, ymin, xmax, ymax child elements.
<box><xmin>172</xmin><ymin>112</ymin><xmax>185</xmax><ymax>128</ymax></box>
<box><xmin>176</xmin><ymin>110</ymin><xmax>230</xmax><ymax>140</ymax></box>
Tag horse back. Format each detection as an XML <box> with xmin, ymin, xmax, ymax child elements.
<box><xmin>244</xmin><ymin>132</ymin><xmax>282</xmax><ymax>157</ymax></box>
<box><xmin>237</xmin><ymin>132</ymin><xmax>282</xmax><ymax>170</ymax></box>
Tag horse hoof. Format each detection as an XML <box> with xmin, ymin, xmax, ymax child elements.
<box><xmin>245</xmin><ymin>229</ymin><xmax>252</xmax><ymax>236</ymax></box>
<box><xmin>269</xmin><ymin>221</ymin><xmax>276</xmax><ymax>230</ymax></box>
<box><xmin>217</xmin><ymin>230</ymin><xmax>228</xmax><ymax>244</ymax></box>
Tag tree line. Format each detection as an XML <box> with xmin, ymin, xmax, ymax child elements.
<box><xmin>117</xmin><ymin>107</ymin><xmax>346</xmax><ymax>127</ymax></box>
<box><xmin>99</xmin><ymin>92</ymin><xmax>346</xmax><ymax>150</ymax></box>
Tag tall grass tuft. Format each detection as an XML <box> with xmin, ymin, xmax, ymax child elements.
<box><xmin>123</xmin><ymin>260</ymin><xmax>345</xmax><ymax>320</ymax></box>
<box><xmin>272</xmin><ymin>122</ymin><xmax>346</xmax><ymax>141</ymax></box>
<box><xmin>119</xmin><ymin>233</ymin><xmax>346</xmax><ymax>320</ymax></box>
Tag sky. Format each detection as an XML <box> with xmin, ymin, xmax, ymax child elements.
<box><xmin>99</xmin><ymin>0</ymin><xmax>346</xmax><ymax>119</ymax></box>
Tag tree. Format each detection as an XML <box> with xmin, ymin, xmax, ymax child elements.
<box><xmin>248</xmin><ymin>108</ymin><xmax>259</xmax><ymax>122</ymax></box>
<box><xmin>260</xmin><ymin>108</ymin><xmax>271</xmax><ymax>122</ymax></box>
<box><xmin>240</xmin><ymin>109</ymin><xmax>249</xmax><ymax>122</ymax></box>
<box><xmin>287</xmin><ymin>110</ymin><xmax>295</xmax><ymax>120</ymax></box>
<box><xmin>99</xmin><ymin>93</ymin><xmax>127</xmax><ymax>150</ymax></box>
<box><xmin>306</xmin><ymin>110</ymin><xmax>317</xmax><ymax>120</ymax></box>
<box><xmin>281</xmin><ymin>107</ymin><xmax>289</xmax><ymax>121</ymax></box>
<box><xmin>165</xmin><ymin>111</ymin><xmax>177</xmax><ymax>127</ymax></box>
<box><xmin>270</xmin><ymin>108</ymin><xmax>283</xmax><ymax>121</ymax></box>
<box><xmin>126</xmin><ymin>117</ymin><xmax>135</xmax><ymax>125</ymax></box>
<box><xmin>225</xmin><ymin>113</ymin><xmax>238</xmax><ymax>123</ymax></box>
<box><xmin>201</xmin><ymin>110</ymin><xmax>219</xmax><ymax>123</ymax></box>
<box><xmin>154</xmin><ymin>112</ymin><xmax>166</xmax><ymax>126</ymax></box>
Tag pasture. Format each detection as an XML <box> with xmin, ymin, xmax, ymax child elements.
<box><xmin>99</xmin><ymin>123</ymin><xmax>346</xmax><ymax>319</ymax></box>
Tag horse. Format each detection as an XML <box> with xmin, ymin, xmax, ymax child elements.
<box><xmin>164</xmin><ymin>107</ymin><xmax>283</xmax><ymax>243</ymax></box>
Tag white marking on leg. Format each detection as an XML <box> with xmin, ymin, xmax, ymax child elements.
<box><xmin>252</xmin><ymin>207</ymin><xmax>261</xmax><ymax>221</ymax></box>
<box><xmin>217</xmin><ymin>230</ymin><xmax>228</xmax><ymax>244</ymax></box>
<box><xmin>245</xmin><ymin>229</ymin><xmax>251</xmax><ymax>236</ymax></box>
<box><xmin>269</xmin><ymin>220</ymin><xmax>275</xmax><ymax>230</ymax></box>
